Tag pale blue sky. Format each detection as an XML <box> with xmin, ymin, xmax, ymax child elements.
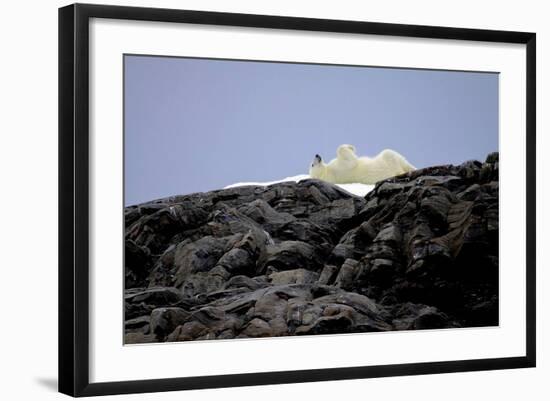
<box><xmin>124</xmin><ymin>55</ymin><xmax>498</xmax><ymax>206</ymax></box>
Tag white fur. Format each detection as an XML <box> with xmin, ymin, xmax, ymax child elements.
<box><xmin>309</xmin><ymin>144</ymin><xmax>415</xmax><ymax>185</ymax></box>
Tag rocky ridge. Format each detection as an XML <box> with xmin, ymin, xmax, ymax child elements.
<box><xmin>125</xmin><ymin>153</ymin><xmax>499</xmax><ymax>343</ymax></box>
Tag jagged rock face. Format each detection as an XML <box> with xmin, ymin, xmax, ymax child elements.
<box><xmin>124</xmin><ymin>153</ymin><xmax>499</xmax><ymax>344</ymax></box>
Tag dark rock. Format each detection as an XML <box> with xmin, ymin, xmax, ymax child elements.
<box><xmin>186</xmin><ymin>306</ymin><xmax>243</xmax><ymax>335</ymax></box>
<box><xmin>150</xmin><ymin>307</ymin><xmax>190</xmax><ymax>338</ymax></box>
<box><xmin>125</xmin><ymin>207</ymin><xmax>142</xmax><ymax>227</ymax></box>
<box><xmin>331</xmin><ymin>221</ymin><xmax>377</xmax><ymax>263</ymax></box>
<box><xmin>334</xmin><ymin>259</ymin><xmax>359</xmax><ymax>290</ymax></box>
<box><xmin>125</xmin><ymin>240</ymin><xmax>151</xmax><ymax>287</ymax></box>
<box><xmin>166</xmin><ymin>321</ymin><xmax>208</xmax><ymax>341</ymax></box>
<box><xmin>239</xmin><ymin>318</ymin><xmax>273</xmax><ymax>337</ymax></box>
<box><xmin>124</xmin><ymin>315</ymin><xmax>151</xmax><ymax>334</ymax></box>
<box><xmin>313</xmin><ymin>292</ymin><xmax>380</xmax><ymax>318</ymax></box>
<box><xmin>392</xmin><ymin>303</ymin><xmax>454</xmax><ymax>330</ymax></box>
<box><xmin>125</xmin><ymin>287</ymin><xmax>182</xmax><ymax>305</ymax></box>
<box><xmin>172</xmin><ymin>235</ymin><xmax>236</xmax><ymax>287</ymax></box>
<box><xmin>317</xmin><ymin>265</ymin><xmax>339</xmax><ymax>285</ymax></box>
<box><xmin>238</xmin><ymin>199</ymin><xmax>295</xmax><ymax>233</ymax></box>
<box><xmin>269</xmin><ymin>269</ymin><xmax>319</xmax><ymax>285</ymax></box>
<box><xmin>258</xmin><ymin>241</ymin><xmax>323</xmax><ymax>274</ymax></box>
<box><xmin>125</xmin><ymin>153</ymin><xmax>499</xmax><ymax>342</ymax></box>
<box><xmin>216</xmin><ymin>248</ymin><xmax>254</xmax><ymax>275</ymax></box>
<box><xmin>224</xmin><ymin>275</ymin><xmax>264</xmax><ymax>291</ymax></box>
<box><xmin>126</xmin><ymin>207</ymin><xmax>183</xmax><ymax>253</ymax></box>
<box><xmin>124</xmin><ymin>332</ymin><xmax>156</xmax><ymax>344</ymax></box>
<box><xmin>179</xmin><ymin>267</ymin><xmax>230</xmax><ymax>298</ymax></box>
<box><xmin>367</xmin><ymin>258</ymin><xmax>396</xmax><ymax>285</ymax></box>
<box><xmin>486</xmin><ymin>152</ymin><xmax>499</xmax><ymax>164</ymax></box>
<box><xmin>374</xmin><ymin>223</ymin><xmax>402</xmax><ymax>244</ymax></box>
<box><xmin>274</xmin><ymin>219</ymin><xmax>333</xmax><ymax>245</ymax></box>
<box><xmin>296</xmin><ymin>310</ymin><xmax>354</xmax><ymax>335</ymax></box>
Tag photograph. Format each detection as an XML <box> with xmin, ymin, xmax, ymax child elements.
<box><xmin>123</xmin><ymin>55</ymin><xmax>500</xmax><ymax>344</ymax></box>
<box><xmin>0</xmin><ymin>0</ymin><xmax>542</xmax><ymax>398</ymax></box>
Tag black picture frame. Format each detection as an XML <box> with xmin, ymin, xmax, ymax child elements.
<box><xmin>59</xmin><ymin>3</ymin><xmax>536</xmax><ymax>397</ymax></box>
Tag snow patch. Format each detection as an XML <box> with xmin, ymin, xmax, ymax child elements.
<box><xmin>224</xmin><ymin>174</ymin><xmax>374</xmax><ymax>197</ymax></box>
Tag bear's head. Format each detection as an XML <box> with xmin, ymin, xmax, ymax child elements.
<box><xmin>309</xmin><ymin>154</ymin><xmax>325</xmax><ymax>179</ymax></box>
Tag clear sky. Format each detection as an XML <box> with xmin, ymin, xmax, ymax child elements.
<box><xmin>124</xmin><ymin>55</ymin><xmax>498</xmax><ymax>206</ymax></box>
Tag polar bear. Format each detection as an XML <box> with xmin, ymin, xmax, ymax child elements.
<box><xmin>309</xmin><ymin>144</ymin><xmax>415</xmax><ymax>185</ymax></box>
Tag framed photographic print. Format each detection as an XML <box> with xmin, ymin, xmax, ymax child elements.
<box><xmin>58</xmin><ymin>3</ymin><xmax>536</xmax><ymax>397</ymax></box>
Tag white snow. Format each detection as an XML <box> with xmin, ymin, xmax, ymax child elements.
<box><xmin>224</xmin><ymin>174</ymin><xmax>375</xmax><ymax>197</ymax></box>
<box><xmin>336</xmin><ymin>182</ymin><xmax>375</xmax><ymax>197</ymax></box>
